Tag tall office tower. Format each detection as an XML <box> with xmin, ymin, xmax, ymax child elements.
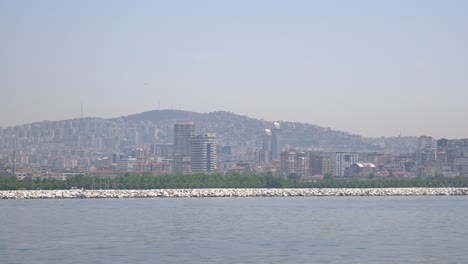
<box><xmin>262</xmin><ymin>129</ymin><xmax>272</xmax><ymax>163</ymax></box>
<box><xmin>262</xmin><ymin>129</ymin><xmax>272</xmax><ymax>151</ymax></box>
<box><xmin>173</xmin><ymin>121</ymin><xmax>195</xmax><ymax>156</ymax></box>
<box><xmin>271</xmin><ymin>122</ymin><xmax>283</xmax><ymax>161</ymax></box>
<box><xmin>190</xmin><ymin>133</ymin><xmax>217</xmax><ymax>173</ymax></box>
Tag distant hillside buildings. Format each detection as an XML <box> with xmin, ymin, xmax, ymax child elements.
<box><xmin>0</xmin><ymin>116</ymin><xmax>467</xmax><ymax>179</ymax></box>
<box><xmin>276</xmin><ymin>136</ymin><xmax>468</xmax><ymax>179</ymax></box>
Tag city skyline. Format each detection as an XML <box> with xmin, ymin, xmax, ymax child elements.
<box><xmin>2</xmin><ymin>112</ymin><xmax>467</xmax><ymax>178</ymax></box>
<box><xmin>1</xmin><ymin>1</ymin><xmax>468</xmax><ymax>138</ymax></box>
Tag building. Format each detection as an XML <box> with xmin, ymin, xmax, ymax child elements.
<box><xmin>332</xmin><ymin>152</ymin><xmax>358</xmax><ymax>177</ymax></box>
<box><xmin>116</xmin><ymin>156</ymin><xmax>138</xmax><ymax>171</ymax></box>
<box><xmin>262</xmin><ymin>129</ymin><xmax>272</xmax><ymax>162</ymax></box>
<box><xmin>154</xmin><ymin>143</ymin><xmax>173</xmax><ymax>158</ymax></box>
<box><xmin>173</xmin><ymin>121</ymin><xmax>195</xmax><ymax>156</ymax></box>
<box><xmin>417</xmin><ymin>136</ymin><xmax>436</xmax><ymax>176</ymax></box>
<box><xmin>149</xmin><ymin>142</ymin><xmax>158</xmax><ymax>155</ymax></box>
<box><xmin>309</xmin><ymin>152</ymin><xmax>333</xmax><ymax>177</ymax></box>
<box><xmin>271</xmin><ymin>122</ymin><xmax>283</xmax><ymax>161</ymax></box>
<box><xmin>436</xmin><ymin>138</ymin><xmax>468</xmax><ymax>176</ymax></box>
<box><xmin>295</xmin><ymin>152</ymin><xmax>308</xmax><ymax>178</ymax></box>
<box><xmin>280</xmin><ymin>150</ymin><xmax>309</xmax><ymax>178</ymax></box>
<box><xmin>322</xmin><ymin>157</ymin><xmax>333</xmax><ymax>177</ymax></box>
<box><xmin>172</xmin><ymin>154</ymin><xmax>191</xmax><ymax>174</ymax></box>
<box><xmin>346</xmin><ymin>163</ymin><xmax>377</xmax><ymax>177</ymax></box>
<box><xmin>418</xmin><ymin>136</ymin><xmax>433</xmax><ymax>150</ymax></box>
<box><xmin>280</xmin><ymin>150</ymin><xmax>296</xmax><ymax>177</ymax></box>
<box><xmin>190</xmin><ymin>133</ymin><xmax>217</xmax><ymax>173</ymax></box>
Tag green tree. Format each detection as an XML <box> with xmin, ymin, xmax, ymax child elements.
<box><xmin>288</xmin><ymin>173</ymin><xmax>300</xmax><ymax>180</ymax></box>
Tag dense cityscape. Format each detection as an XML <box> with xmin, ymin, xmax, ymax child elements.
<box><xmin>1</xmin><ymin>110</ymin><xmax>467</xmax><ymax>182</ymax></box>
<box><xmin>3</xmin><ymin>2</ymin><xmax>468</xmax><ymax>264</ymax></box>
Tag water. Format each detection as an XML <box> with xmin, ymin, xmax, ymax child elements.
<box><xmin>1</xmin><ymin>196</ymin><xmax>467</xmax><ymax>264</ymax></box>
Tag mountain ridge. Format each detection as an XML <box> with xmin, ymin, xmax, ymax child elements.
<box><xmin>121</xmin><ymin>109</ymin><xmax>418</xmax><ymax>153</ymax></box>
<box><xmin>1</xmin><ymin>109</ymin><xmax>418</xmax><ymax>154</ymax></box>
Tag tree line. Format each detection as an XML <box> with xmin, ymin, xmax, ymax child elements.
<box><xmin>1</xmin><ymin>173</ymin><xmax>468</xmax><ymax>190</ymax></box>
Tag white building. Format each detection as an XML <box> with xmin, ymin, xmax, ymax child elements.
<box><xmin>332</xmin><ymin>152</ymin><xmax>358</xmax><ymax>177</ymax></box>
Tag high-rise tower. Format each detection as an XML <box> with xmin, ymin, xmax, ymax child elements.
<box><xmin>271</xmin><ymin>122</ymin><xmax>283</xmax><ymax>161</ymax></box>
<box><xmin>261</xmin><ymin>129</ymin><xmax>272</xmax><ymax>163</ymax></box>
<box><xmin>173</xmin><ymin>121</ymin><xmax>195</xmax><ymax>156</ymax></box>
<box><xmin>190</xmin><ymin>133</ymin><xmax>217</xmax><ymax>173</ymax></box>
<box><xmin>262</xmin><ymin>129</ymin><xmax>272</xmax><ymax>151</ymax></box>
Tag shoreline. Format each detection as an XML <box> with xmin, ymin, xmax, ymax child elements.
<box><xmin>1</xmin><ymin>187</ymin><xmax>468</xmax><ymax>199</ymax></box>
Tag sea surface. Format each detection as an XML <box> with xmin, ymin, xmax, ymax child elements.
<box><xmin>1</xmin><ymin>196</ymin><xmax>467</xmax><ymax>264</ymax></box>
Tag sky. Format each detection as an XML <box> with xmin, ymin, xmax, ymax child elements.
<box><xmin>1</xmin><ymin>0</ymin><xmax>467</xmax><ymax>139</ymax></box>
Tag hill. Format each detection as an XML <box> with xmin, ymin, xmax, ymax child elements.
<box><xmin>0</xmin><ymin>110</ymin><xmax>418</xmax><ymax>157</ymax></box>
<box><xmin>121</xmin><ymin>110</ymin><xmax>418</xmax><ymax>153</ymax></box>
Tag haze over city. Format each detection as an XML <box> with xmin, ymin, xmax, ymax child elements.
<box><xmin>1</xmin><ymin>0</ymin><xmax>467</xmax><ymax>138</ymax></box>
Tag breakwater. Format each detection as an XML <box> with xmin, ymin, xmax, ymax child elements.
<box><xmin>1</xmin><ymin>188</ymin><xmax>468</xmax><ymax>199</ymax></box>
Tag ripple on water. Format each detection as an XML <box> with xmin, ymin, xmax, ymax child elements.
<box><xmin>1</xmin><ymin>196</ymin><xmax>468</xmax><ymax>264</ymax></box>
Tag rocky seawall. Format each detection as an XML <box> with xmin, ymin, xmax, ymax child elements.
<box><xmin>1</xmin><ymin>188</ymin><xmax>468</xmax><ymax>199</ymax></box>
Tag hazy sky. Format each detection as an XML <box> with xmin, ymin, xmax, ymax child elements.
<box><xmin>1</xmin><ymin>0</ymin><xmax>467</xmax><ymax>138</ymax></box>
